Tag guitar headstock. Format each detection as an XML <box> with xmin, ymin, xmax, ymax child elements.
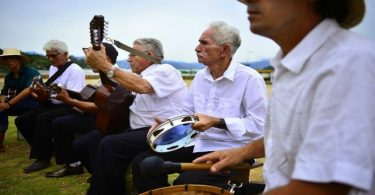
<box><xmin>89</xmin><ymin>15</ymin><xmax>106</xmax><ymax>51</ymax></box>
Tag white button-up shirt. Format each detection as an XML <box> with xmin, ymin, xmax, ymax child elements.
<box><xmin>130</xmin><ymin>64</ymin><xmax>187</xmax><ymax>129</ymax></box>
<box><xmin>264</xmin><ymin>19</ymin><xmax>375</xmax><ymax>195</ymax></box>
<box><xmin>49</xmin><ymin>62</ymin><xmax>85</xmax><ymax>104</ymax></box>
<box><xmin>184</xmin><ymin>61</ymin><xmax>268</xmax><ymax>152</ymax></box>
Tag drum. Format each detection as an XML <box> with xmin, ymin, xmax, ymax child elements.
<box><xmin>147</xmin><ymin>115</ymin><xmax>199</xmax><ymax>153</ymax></box>
<box><xmin>139</xmin><ymin>184</ymin><xmax>232</xmax><ymax>195</ymax></box>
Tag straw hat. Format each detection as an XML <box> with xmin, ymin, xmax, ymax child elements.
<box><xmin>238</xmin><ymin>0</ymin><xmax>366</xmax><ymax>29</ymax></box>
<box><xmin>0</xmin><ymin>48</ymin><xmax>30</xmax><ymax>64</ymax></box>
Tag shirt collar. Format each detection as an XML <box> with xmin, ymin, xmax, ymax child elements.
<box><xmin>140</xmin><ymin>63</ymin><xmax>157</xmax><ymax>77</ymax></box>
<box><xmin>273</xmin><ymin>19</ymin><xmax>341</xmax><ymax>74</ymax></box>
<box><xmin>203</xmin><ymin>60</ymin><xmax>237</xmax><ymax>82</ymax></box>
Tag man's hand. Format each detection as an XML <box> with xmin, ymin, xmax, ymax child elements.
<box><xmin>84</xmin><ymin>45</ymin><xmax>112</xmax><ymax>73</ymax></box>
<box><xmin>30</xmin><ymin>82</ymin><xmax>47</xmax><ymax>100</ymax></box>
<box><xmin>55</xmin><ymin>88</ymin><xmax>72</xmax><ymax>103</ymax></box>
<box><xmin>0</xmin><ymin>102</ymin><xmax>10</xmax><ymax>111</ymax></box>
<box><xmin>147</xmin><ymin>117</ymin><xmax>164</xmax><ymax>136</ymax></box>
<box><xmin>193</xmin><ymin>147</ymin><xmax>248</xmax><ymax>173</ymax></box>
<box><xmin>192</xmin><ymin>113</ymin><xmax>221</xmax><ymax>132</ymax></box>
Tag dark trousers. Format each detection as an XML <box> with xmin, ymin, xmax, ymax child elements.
<box><xmin>86</xmin><ymin>127</ymin><xmax>149</xmax><ymax>195</ymax></box>
<box><xmin>15</xmin><ymin>104</ymin><xmax>73</xmax><ymax>160</ymax></box>
<box><xmin>72</xmin><ymin>130</ymin><xmax>105</xmax><ymax>173</ymax></box>
<box><xmin>0</xmin><ymin>99</ymin><xmax>38</xmax><ymax>132</ymax></box>
<box><xmin>132</xmin><ymin>147</ymin><xmax>235</xmax><ymax>194</ymax></box>
<box><xmin>52</xmin><ymin>112</ymin><xmax>96</xmax><ymax>165</ymax></box>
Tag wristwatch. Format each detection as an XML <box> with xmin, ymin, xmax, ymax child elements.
<box><xmin>106</xmin><ymin>66</ymin><xmax>117</xmax><ymax>78</ymax></box>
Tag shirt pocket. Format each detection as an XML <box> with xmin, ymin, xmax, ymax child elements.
<box><xmin>194</xmin><ymin>95</ymin><xmax>241</xmax><ymax>116</ymax></box>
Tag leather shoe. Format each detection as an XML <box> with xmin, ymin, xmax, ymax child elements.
<box><xmin>45</xmin><ymin>165</ymin><xmax>84</xmax><ymax>178</ymax></box>
<box><xmin>24</xmin><ymin>160</ymin><xmax>51</xmax><ymax>173</ymax></box>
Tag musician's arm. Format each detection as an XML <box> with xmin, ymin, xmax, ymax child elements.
<box><xmin>111</xmin><ymin>69</ymin><xmax>154</xmax><ymax>94</ymax></box>
<box><xmin>84</xmin><ymin>47</ymin><xmax>154</xmax><ymax>94</ymax></box>
<box><xmin>64</xmin><ymin>99</ymin><xmax>100</xmax><ymax>113</ymax></box>
<box><xmin>56</xmin><ymin>89</ymin><xmax>100</xmax><ymax>113</ymax></box>
<box><xmin>7</xmin><ymin>87</ymin><xmax>33</xmax><ymax>107</ymax></box>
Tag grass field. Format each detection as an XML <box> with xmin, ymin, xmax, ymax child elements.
<box><xmin>0</xmin><ymin>78</ymin><xmax>269</xmax><ymax>194</ymax></box>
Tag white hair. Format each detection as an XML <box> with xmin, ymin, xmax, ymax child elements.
<box><xmin>209</xmin><ymin>21</ymin><xmax>241</xmax><ymax>57</ymax></box>
<box><xmin>43</xmin><ymin>39</ymin><xmax>69</xmax><ymax>54</ymax></box>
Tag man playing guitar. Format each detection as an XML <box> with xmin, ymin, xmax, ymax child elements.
<box><xmin>13</xmin><ymin>39</ymin><xmax>85</xmax><ymax>174</ymax></box>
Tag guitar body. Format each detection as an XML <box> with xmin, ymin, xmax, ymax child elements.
<box><xmin>94</xmin><ymin>84</ymin><xmax>135</xmax><ymax>134</ymax></box>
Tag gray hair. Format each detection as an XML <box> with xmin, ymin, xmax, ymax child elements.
<box><xmin>209</xmin><ymin>21</ymin><xmax>241</xmax><ymax>57</ymax></box>
<box><xmin>134</xmin><ymin>38</ymin><xmax>164</xmax><ymax>60</ymax></box>
<box><xmin>43</xmin><ymin>39</ymin><xmax>69</xmax><ymax>54</ymax></box>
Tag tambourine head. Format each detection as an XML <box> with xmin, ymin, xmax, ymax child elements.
<box><xmin>148</xmin><ymin>115</ymin><xmax>199</xmax><ymax>153</ymax></box>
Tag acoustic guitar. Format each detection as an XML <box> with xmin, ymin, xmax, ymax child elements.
<box><xmin>30</xmin><ymin>75</ymin><xmax>82</xmax><ymax>103</ymax></box>
<box><xmin>89</xmin><ymin>15</ymin><xmax>134</xmax><ymax>134</ymax></box>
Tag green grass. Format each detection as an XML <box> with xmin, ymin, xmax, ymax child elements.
<box><xmin>0</xmin><ymin>117</ymin><xmax>89</xmax><ymax>195</ymax></box>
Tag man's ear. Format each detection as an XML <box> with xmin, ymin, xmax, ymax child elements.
<box><xmin>221</xmin><ymin>44</ymin><xmax>231</xmax><ymax>57</ymax></box>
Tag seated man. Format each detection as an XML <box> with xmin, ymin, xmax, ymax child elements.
<box><xmin>11</xmin><ymin>39</ymin><xmax>85</xmax><ymax>173</ymax></box>
<box><xmin>195</xmin><ymin>0</ymin><xmax>375</xmax><ymax>195</ymax></box>
<box><xmin>0</xmin><ymin>48</ymin><xmax>40</xmax><ymax>152</ymax></box>
<box><xmin>78</xmin><ymin>37</ymin><xmax>187</xmax><ymax>194</ymax></box>
<box><xmin>45</xmin><ymin>42</ymin><xmax>123</xmax><ymax>178</ymax></box>
<box><xmin>131</xmin><ymin>21</ymin><xmax>268</xmax><ymax>194</ymax></box>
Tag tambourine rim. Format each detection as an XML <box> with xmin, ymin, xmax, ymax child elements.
<box><xmin>147</xmin><ymin>115</ymin><xmax>199</xmax><ymax>153</ymax></box>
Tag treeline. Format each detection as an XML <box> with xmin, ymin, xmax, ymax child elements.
<box><xmin>0</xmin><ymin>50</ymin><xmax>89</xmax><ymax>72</ymax></box>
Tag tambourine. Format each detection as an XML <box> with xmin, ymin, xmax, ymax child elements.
<box><xmin>147</xmin><ymin>115</ymin><xmax>200</xmax><ymax>153</ymax></box>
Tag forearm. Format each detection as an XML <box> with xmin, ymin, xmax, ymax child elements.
<box><xmin>7</xmin><ymin>87</ymin><xmax>32</xmax><ymax>106</ymax></box>
<box><xmin>66</xmin><ymin>99</ymin><xmax>100</xmax><ymax>113</ymax></box>
<box><xmin>112</xmin><ymin>69</ymin><xmax>154</xmax><ymax>94</ymax></box>
<box><xmin>244</xmin><ymin>138</ymin><xmax>265</xmax><ymax>159</ymax></box>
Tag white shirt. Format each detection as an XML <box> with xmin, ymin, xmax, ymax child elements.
<box><xmin>48</xmin><ymin>62</ymin><xmax>85</xmax><ymax>104</ymax></box>
<box><xmin>264</xmin><ymin>19</ymin><xmax>375</xmax><ymax>195</ymax></box>
<box><xmin>129</xmin><ymin>64</ymin><xmax>187</xmax><ymax>129</ymax></box>
<box><xmin>185</xmin><ymin>61</ymin><xmax>268</xmax><ymax>152</ymax></box>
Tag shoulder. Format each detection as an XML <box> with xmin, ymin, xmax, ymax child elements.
<box><xmin>68</xmin><ymin>63</ymin><xmax>85</xmax><ymax>73</ymax></box>
<box><xmin>21</xmin><ymin>65</ymin><xmax>40</xmax><ymax>76</ymax></box>
<box><xmin>234</xmin><ymin>63</ymin><xmax>264</xmax><ymax>80</ymax></box>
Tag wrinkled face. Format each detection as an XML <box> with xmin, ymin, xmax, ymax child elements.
<box><xmin>2</xmin><ymin>56</ymin><xmax>22</xmax><ymax>70</ymax></box>
<box><xmin>127</xmin><ymin>43</ymin><xmax>152</xmax><ymax>74</ymax></box>
<box><xmin>195</xmin><ymin>27</ymin><xmax>223</xmax><ymax>66</ymax></box>
<box><xmin>45</xmin><ymin>50</ymin><xmax>68</xmax><ymax>68</ymax></box>
<box><xmin>241</xmin><ymin>0</ymin><xmax>315</xmax><ymax>39</ymax></box>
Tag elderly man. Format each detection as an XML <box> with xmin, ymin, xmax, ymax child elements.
<box><xmin>81</xmin><ymin>37</ymin><xmax>187</xmax><ymax>194</ymax></box>
<box><xmin>194</xmin><ymin>0</ymin><xmax>375</xmax><ymax>195</ymax></box>
<box><xmin>43</xmin><ymin>42</ymin><xmax>122</xmax><ymax>178</ymax></box>
<box><xmin>13</xmin><ymin>39</ymin><xmax>85</xmax><ymax>173</ymax></box>
<box><xmin>131</xmin><ymin>21</ymin><xmax>268</xmax><ymax>194</ymax></box>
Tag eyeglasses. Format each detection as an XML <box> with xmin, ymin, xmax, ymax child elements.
<box><xmin>45</xmin><ymin>53</ymin><xmax>61</xmax><ymax>59</ymax></box>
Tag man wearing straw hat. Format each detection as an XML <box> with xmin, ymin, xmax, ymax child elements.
<box><xmin>0</xmin><ymin>48</ymin><xmax>40</xmax><ymax>152</ymax></box>
<box><xmin>194</xmin><ymin>0</ymin><xmax>375</xmax><ymax>194</ymax></box>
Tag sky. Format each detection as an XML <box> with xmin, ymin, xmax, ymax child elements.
<box><xmin>1</xmin><ymin>0</ymin><xmax>374</xmax><ymax>63</ymax></box>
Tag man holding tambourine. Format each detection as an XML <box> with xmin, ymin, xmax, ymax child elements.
<box><xmin>132</xmin><ymin>21</ymin><xmax>268</xmax><ymax>194</ymax></box>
